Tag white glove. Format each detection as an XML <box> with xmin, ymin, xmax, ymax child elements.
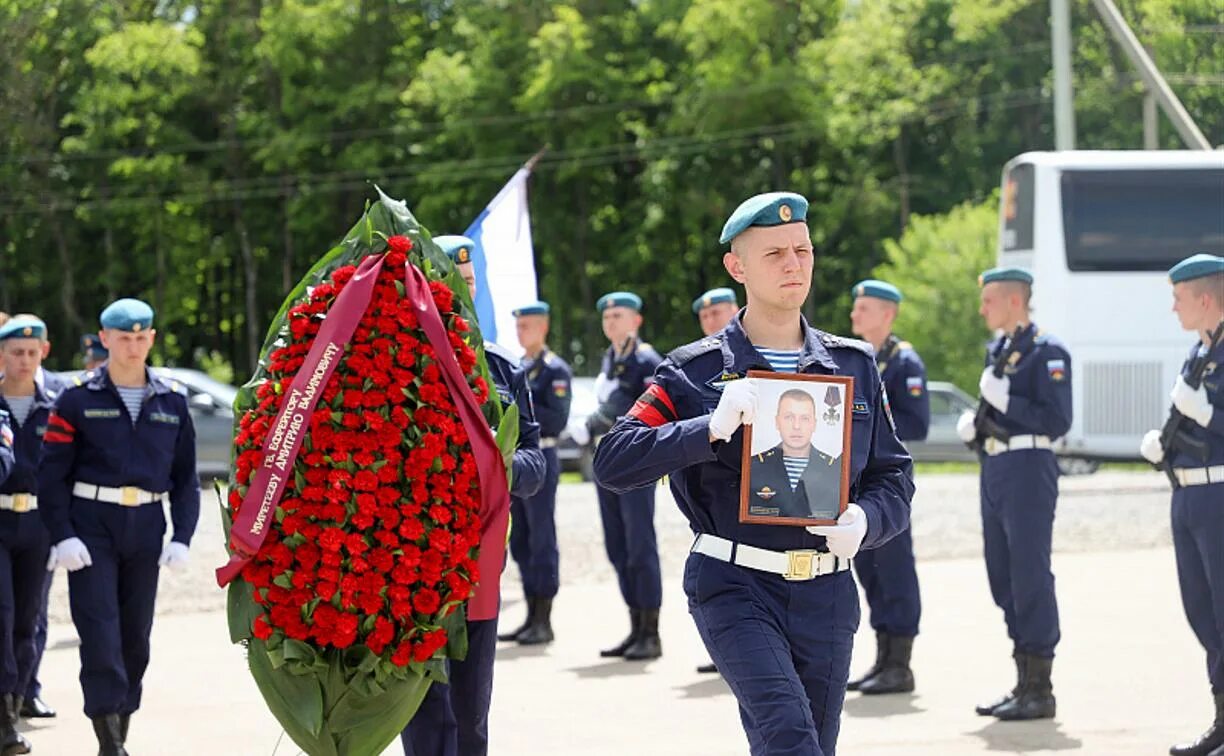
<box><xmin>956</xmin><ymin>410</ymin><xmax>977</xmax><ymax>443</ymax></box>
<box><xmin>708</xmin><ymin>379</ymin><xmax>757</xmax><ymax>441</ymax></box>
<box><xmin>159</xmin><ymin>541</ymin><xmax>190</xmax><ymax>570</ymax></box>
<box><xmin>1139</xmin><ymin>429</ymin><xmax>1164</xmax><ymax>464</ymax></box>
<box><xmin>49</xmin><ymin>537</ymin><xmax>92</xmax><ymax>572</ymax></box>
<box><xmin>1171</xmin><ymin>376</ymin><xmax>1214</xmax><ymax>428</ymax></box>
<box><xmin>806</xmin><ymin>503</ymin><xmax>868</xmax><ymax>560</ymax></box>
<box><xmin>569</xmin><ymin>422</ymin><xmax>590</xmax><ymax>448</ymax></box>
<box><xmin>979</xmin><ymin>369</ymin><xmax>1011</xmax><ymax>413</ymax></box>
<box><xmin>594</xmin><ymin>373</ymin><xmax>615</xmax><ymax>403</ymax></box>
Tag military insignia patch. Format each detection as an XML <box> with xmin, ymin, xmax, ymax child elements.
<box><xmin>822</xmin><ymin>385</ymin><xmax>841</xmax><ymax>425</ymax></box>
<box><xmin>150</xmin><ymin>411</ymin><xmax>181</xmax><ymax>425</ymax></box>
<box><xmin>35</xmin><ymin>425</ymin><xmax>46</xmax><ymax>437</ymax></box>
<box><xmin>84</xmin><ymin>409</ymin><xmax>122</xmax><ymax>419</ymax></box>
<box><xmin>0</xmin><ymin>424</ymin><xmax>11</xmax><ymax>447</ymax></box>
<box><xmin>1046</xmin><ymin>359</ymin><xmax>1066</xmax><ymax>382</ymax></box>
<box><xmin>756</xmin><ymin>486</ymin><xmax>777</xmax><ymax>501</ymax></box>
<box><xmin>706</xmin><ymin>371</ymin><xmax>743</xmax><ymax>392</ymax></box>
<box><xmin>906</xmin><ymin>376</ymin><xmax>924</xmax><ymax>396</ymax></box>
<box><xmin>552</xmin><ymin>380</ymin><xmax>569</xmax><ymax>397</ymax></box>
<box><xmin>852</xmin><ymin>400</ymin><xmax>869</xmax><ymax>415</ymax></box>
<box><xmin>456</xmin><ymin>247</ymin><xmax>472</xmax><ymax>264</ymax></box>
<box><xmin>779</xmin><ymin>204</ymin><xmax>792</xmax><ymax>222</ymax></box>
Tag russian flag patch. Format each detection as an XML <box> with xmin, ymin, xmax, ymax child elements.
<box><xmin>1047</xmin><ymin>359</ymin><xmax>1066</xmax><ymax>382</ymax></box>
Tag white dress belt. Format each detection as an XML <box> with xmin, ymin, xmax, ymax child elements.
<box><xmin>983</xmin><ymin>434</ymin><xmax>1052</xmax><ymax>456</ymax></box>
<box><xmin>691</xmin><ymin>534</ymin><xmax>849</xmax><ymax>581</ymax></box>
<box><xmin>1174</xmin><ymin>466</ymin><xmax>1224</xmax><ymax>487</ymax></box>
<box><xmin>0</xmin><ymin>493</ymin><xmax>37</xmax><ymax>512</ymax></box>
<box><xmin>72</xmin><ymin>482</ymin><xmax>166</xmax><ymax>507</ymax></box>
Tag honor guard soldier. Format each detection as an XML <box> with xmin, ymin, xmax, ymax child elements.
<box><xmin>402</xmin><ymin>235</ymin><xmax>545</xmax><ymax>756</ymax></box>
<box><xmin>581</xmin><ymin>291</ymin><xmax>664</xmax><ymax>661</ymax></box>
<box><xmin>847</xmin><ymin>280</ymin><xmax>929</xmax><ymax>695</ymax></box>
<box><xmin>954</xmin><ymin>267</ymin><xmax>1071</xmax><ymax>721</ymax></box>
<box><xmin>694</xmin><ymin>287</ymin><xmax>739</xmax><ymax>337</ymax></box>
<box><xmin>81</xmin><ymin>334</ymin><xmax>108</xmax><ymax>371</ymax></box>
<box><xmin>1140</xmin><ymin>253</ymin><xmax>1224</xmax><ymax>756</ymax></box>
<box><xmin>499</xmin><ymin>301</ymin><xmax>571</xmax><ymax>646</ymax></box>
<box><xmin>38</xmin><ymin>298</ymin><xmax>200</xmax><ymax>754</ymax></box>
<box><xmin>0</xmin><ymin>316</ymin><xmax>57</xmax><ymax>754</ymax></box>
<box><xmin>692</xmin><ymin>286</ymin><xmax>739</xmax><ymax>673</ymax></box>
<box><xmin>595</xmin><ymin>192</ymin><xmax>914</xmax><ymax>756</ymax></box>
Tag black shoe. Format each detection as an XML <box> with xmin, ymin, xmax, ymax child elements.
<box><xmin>993</xmin><ymin>654</ymin><xmax>1056</xmax><ymax>721</ymax></box>
<box><xmin>600</xmin><ymin>609</ymin><xmax>641</xmax><ymax>658</ymax></box>
<box><xmin>623</xmin><ymin>609</ymin><xmax>662</xmax><ymax>661</ymax></box>
<box><xmin>859</xmin><ymin>635</ymin><xmax>915</xmax><ymax>695</ymax></box>
<box><xmin>498</xmin><ymin>597</ymin><xmax>536</xmax><ymax>642</ymax></box>
<box><xmin>976</xmin><ymin>652</ymin><xmax>1026</xmax><ymax>716</ymax></box>
<box><xmin>848</xmin><ymin>631</ymin><xmax>888</xmax><ymax>692</ymax></box>
<box><xmin>1171</xmin><ymin>693</ymin><xmax>1224</xmax><ymax>756</ymax></box>
<box><xmin>0</xmin><ymin>694</ymin><xmax>30</xmax><ymax>755</ymax></box>
<box><xmin>516</xmin><ymin>598</ymin><xmax>554</xmax><ymax>645</ymax></box>
<box><xmin>696</xmin><ymin>662</ymin><xmax>718</xmax><ymax>674</ymax></box>
<box><xmin>19</xmin><ymin>695</ymin><xmax>55</xmax><ymax>719</ymax></box>
<box><xmin>92</xmin><ymin>713</ymin><xmax>129</xmax><ymax>756</ymax></box>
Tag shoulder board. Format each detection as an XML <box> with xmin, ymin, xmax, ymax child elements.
<box><xmin>897</xmin><ymin>341</ymin><xmax>913</xmax><ymax>351</ymax></box>
<box><xmin>820</xmin><ymin>333</ymin><xmax>873</xmax><ymax>355</ymax></box>
<box><xmin>544</xmin><ymin>353</ymin><xmax>564</xmax><ymax>369</ymax></box>
<box><xmin>169</xmin><ymin>380</ymin><xmax>187</xmax><ymax>396</ymax></box>
<box><xmin>483</xmin><ymin>341</ymin><xmax>517</xmax><ymax>366</ymax></box>
<box><xmin>667</xmin><ymin>337</ymin><xmax>722</xmax><ymax>366</ymax></box>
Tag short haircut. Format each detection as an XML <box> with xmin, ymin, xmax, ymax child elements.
<box><xmin>999</xmin><ymin>280</ymin><xmax>1032</xmax><ymax>306</ymax></box>
<box><xmin>777</xmin><ymin>388</ymin><xmax>816</xmax><ymax>413</ymax></box>
<box><xmin>1188</xmin><ymin>272</ymin><xmax>1224</xmax><ymax>306</ymax></box>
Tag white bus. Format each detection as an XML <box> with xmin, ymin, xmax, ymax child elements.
<box><xmin>995</xmin><ymin>150</ymin><xmax>1224</xmax><ymax>462</ymax></box>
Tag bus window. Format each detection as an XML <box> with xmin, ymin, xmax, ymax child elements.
<box><xmin>1061</xmin><ymin>168</ymin><xmax>1224</xmax><ymax>272</ymax></box>
<box><xmin>1002</xmin><ymin>163</ymin><xmax>1035</xmax><ymax>251</ymax></box>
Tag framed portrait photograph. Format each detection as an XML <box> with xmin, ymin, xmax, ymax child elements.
<box><xmin>739</xmin><ymin>371</ymin><xmax>854</xmax><ymax>527</ymax></box>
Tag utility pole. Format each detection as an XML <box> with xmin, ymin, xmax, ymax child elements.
<box><xmin>1051</xmin><ymin>0</ymin><xmax>1076</xmax><ymax>150</ymax></box>
<box><xmin>1089</xmin><ymin>0</ymin><xmax>1212</xmax><ymax>150</ymax></box>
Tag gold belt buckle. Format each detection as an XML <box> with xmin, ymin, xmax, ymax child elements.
<box><xmin>784</xmin><ymin>550</ymin><xmax>818</xmax><ymax>581</ymax></box>
<box><xmin>11</xmin><ymin>494</ymin><xmax>30</xmax><ymax>513</ymax></box>
<box><xmin>984</xmin><ymin>438</ymin><xmax>1000</xmax><ymax>455</ymax></box>
<box><xmin>120</xmin><ymin>487</ymin><xmax>141</xmax><ymax>506</ymax></box>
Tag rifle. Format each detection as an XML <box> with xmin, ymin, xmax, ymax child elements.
<box><xmin>1158</xmin><ymin>320</ymin><xmax>1224</xmax><ymax>487</ymax></box>
<box><xmin>969</xmin><ymin>325</ymin><xmax>1033</xmax><ymax>452</ymax></box>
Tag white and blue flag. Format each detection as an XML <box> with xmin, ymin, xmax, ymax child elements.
<box><xmin>464</xmin><ymin>166</ymin><xmax>538</xmax><ymax>356</ymax></box>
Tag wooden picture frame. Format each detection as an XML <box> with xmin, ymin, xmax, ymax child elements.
<box><xmin>739</xmin><ymin>370</ymin><xmax>854</xmax><ymax>527</ymax></box>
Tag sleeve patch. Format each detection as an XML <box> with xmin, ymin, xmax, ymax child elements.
<box><xmin>551</xmin><ymin>380</ymin><xmax>569</xmax><ymax>397</ymax></box>
<box><xmin>1047</xmin><ymin>359</ymin><xmax>1066</xmax><ymax>381</ymax></box>
<box><xmin>0</xmin><ymin>424</ymin><xmax>12</xmax><ymax>448</ymax></box>
<box><xmin>906</xmin><ymin>376</ymin><xmax>924</xmax><ymax>396</ymax></box>
<box><xmin>627</xmin><ymin>384</ymin><xmax>678</xmax><ymax>428</ymax></box>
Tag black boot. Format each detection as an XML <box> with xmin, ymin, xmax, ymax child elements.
<box><xmin>19</xmin><ymin>696</ymin><xmax>54</xmax><ymax>719</ymax></box>
<box><xmin>0</xmin><ymin>694</ymin><xmax>31</xmax><ymax>755</ymax></box>
<box><xmin>976</xmin><ymin>652</ymin><xmax>1026</xmax><ymax>716</ymax></box>
<box><xmin>993</xmin><ymin>654</ymin><xmax>1056</xmax><ymax>720</ymax></box>
<box><xmin>848</xmin><ymin>632</ymin><xmax>889</xmax><ymax>692</ymax></box>
<box><xmin>498</xmin><ymin>597</ymin><xmax>536</xmax><ymax>642</ymax></box>
<box><xmin>623</xmin><ymin>609</ymin><xmax>662</xmax><ymax>660</ymax></box>
<box><xmin>859</xmin><ymin>635</ymin><xmax>915</xmax><ymax>695</ymax></box>
<box><xmin>516</xmin><ymin>597</ymin><xmax>554</xmax><ymax>645</ymax></box>
<box><xmin>92</xmin><ymin>713</ymin><xmax>128</xmax><ymax>756</ymax></box>
<box><xmin>696</xmin><ymin>662</ymin><xmax>718</xmax><ymax>674</ymax></box>
<box><xmin>120</xmin><ymin>713</ymin><xmax>131</xmax><ymax>744</ymax></box>
<box><xmin>600</xmin><ymin>609</ymin><xmax>640</xmax><ymax>658</ymax></box>
<box><xmin>1171</xmin><ymin>693</ymin><xmax>1224</xmax><ymax>756</ymax></box>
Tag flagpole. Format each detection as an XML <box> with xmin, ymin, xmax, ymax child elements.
<box><xmin>523</xmin><ymin>146</ymin><xmax>549</xmax><ymax>173</ymax></box>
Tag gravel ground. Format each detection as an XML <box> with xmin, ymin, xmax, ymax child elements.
<box><xmin>42</xmin><ymin>470</ymin><xmax>1173</xmax><ymax>624</ymax></box>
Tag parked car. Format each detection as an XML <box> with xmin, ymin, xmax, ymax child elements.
<box><xmin>558</xmin><ymin>376</ymin><xmax>597</xmax><ymax>479</ymax></box>
<box><xmin>57</xmin><ymin>367</ymin><xmax>239</xmax><ymax>480</ymax></box>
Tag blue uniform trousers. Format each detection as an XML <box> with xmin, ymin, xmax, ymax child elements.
<box><xmin>508</xmin><ymin>448</ymin><xmax>560</xmax><ymax>598</ymax></box>
<box><xmin>1172</xmin><ymin>483</ymin><xmax>1224</xmax><ymax>693</ymax></box>
<box><xmin>0</xmin><ymin>512</ymin><xmax>49</xmax><ymax>696</ymax></box>
<box><xmin>852</xmin><ymin>526</ymin><xmax>920</xmax><ymax>637</ymax></box>
<box><xmin>980</xmin><ymin>450</ymin><xmax>1060</xmax><ymax>658</ymax></box>
<box><xmin>595</xmin><ymin>483</ymin><xmax>661</xmax><ymax>609</ymax></box>
<box><xmin>685</xmin><ymin>553</ymin><xmax>859</xmax><ymax>756</ymax></box>
<box><xmin>24</xmin><ymin>570</ymin><xmax>51</xmax><ymax>699</ymax></box>
<box><xmin>67</xmin><ymin>499</ymin><xmax>164</xmax><ymax>716</ymax></box>
<box><xmin>400</xmin><ymin>617</ymin><xmax>498</xmax><ymax>756</ymax></box>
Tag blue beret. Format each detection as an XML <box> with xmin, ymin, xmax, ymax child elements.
<box><xmin>1169</xmin><ymin>253</ymin><xmax>1224</xmax><ymax>284</ymax></box>
<box><xmin>81</xmin><ymin>333</ymin><xmax>108</xmax><ymax>360</ymax></box>
<box><xmin>512</xmin><ymin>300</ymin><xmax>551</xmax><ymax>317</ymax></box>
<box><xmin>692</xmin><ymin>287</ymin><xmax>738</xmax><ymax>314</ymax></box>
<box><xmin>719</xmin><ymin>192</ymin><xmax>809</xmax><ymax>245</ymax></box>
<box><xmin>596</xmin><ymin>291</ymin><xmax>642</xmax><ymax>313</ymax></box>
<box><xmin>0</xmin><ymin>316</ymin><xmax>46</xmax><ymax>342</ymax></box>
<box><xmin>435</xmin><ymin>235</ymin><xmax>475</xmax><ymax>265</ymax></box>
<box><xmin>851</xmin><ymin>279</ymin><xmax>902</xmax><ymax>303</ymax></box>
<box><xmin>99</xmin><ymin>298</ymin><xmax>154</xmax><ymax>332</ymax></box>
<box><xmin>979</xmin><ymin>267</ymin><xmax>1033</xmax><ymax>287</ymax></box>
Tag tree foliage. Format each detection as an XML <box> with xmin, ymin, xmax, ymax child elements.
<box><xmin>0</xmin><ymin>0</ymin><xmax>1218</xmax><ymax>380</ymax></box>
